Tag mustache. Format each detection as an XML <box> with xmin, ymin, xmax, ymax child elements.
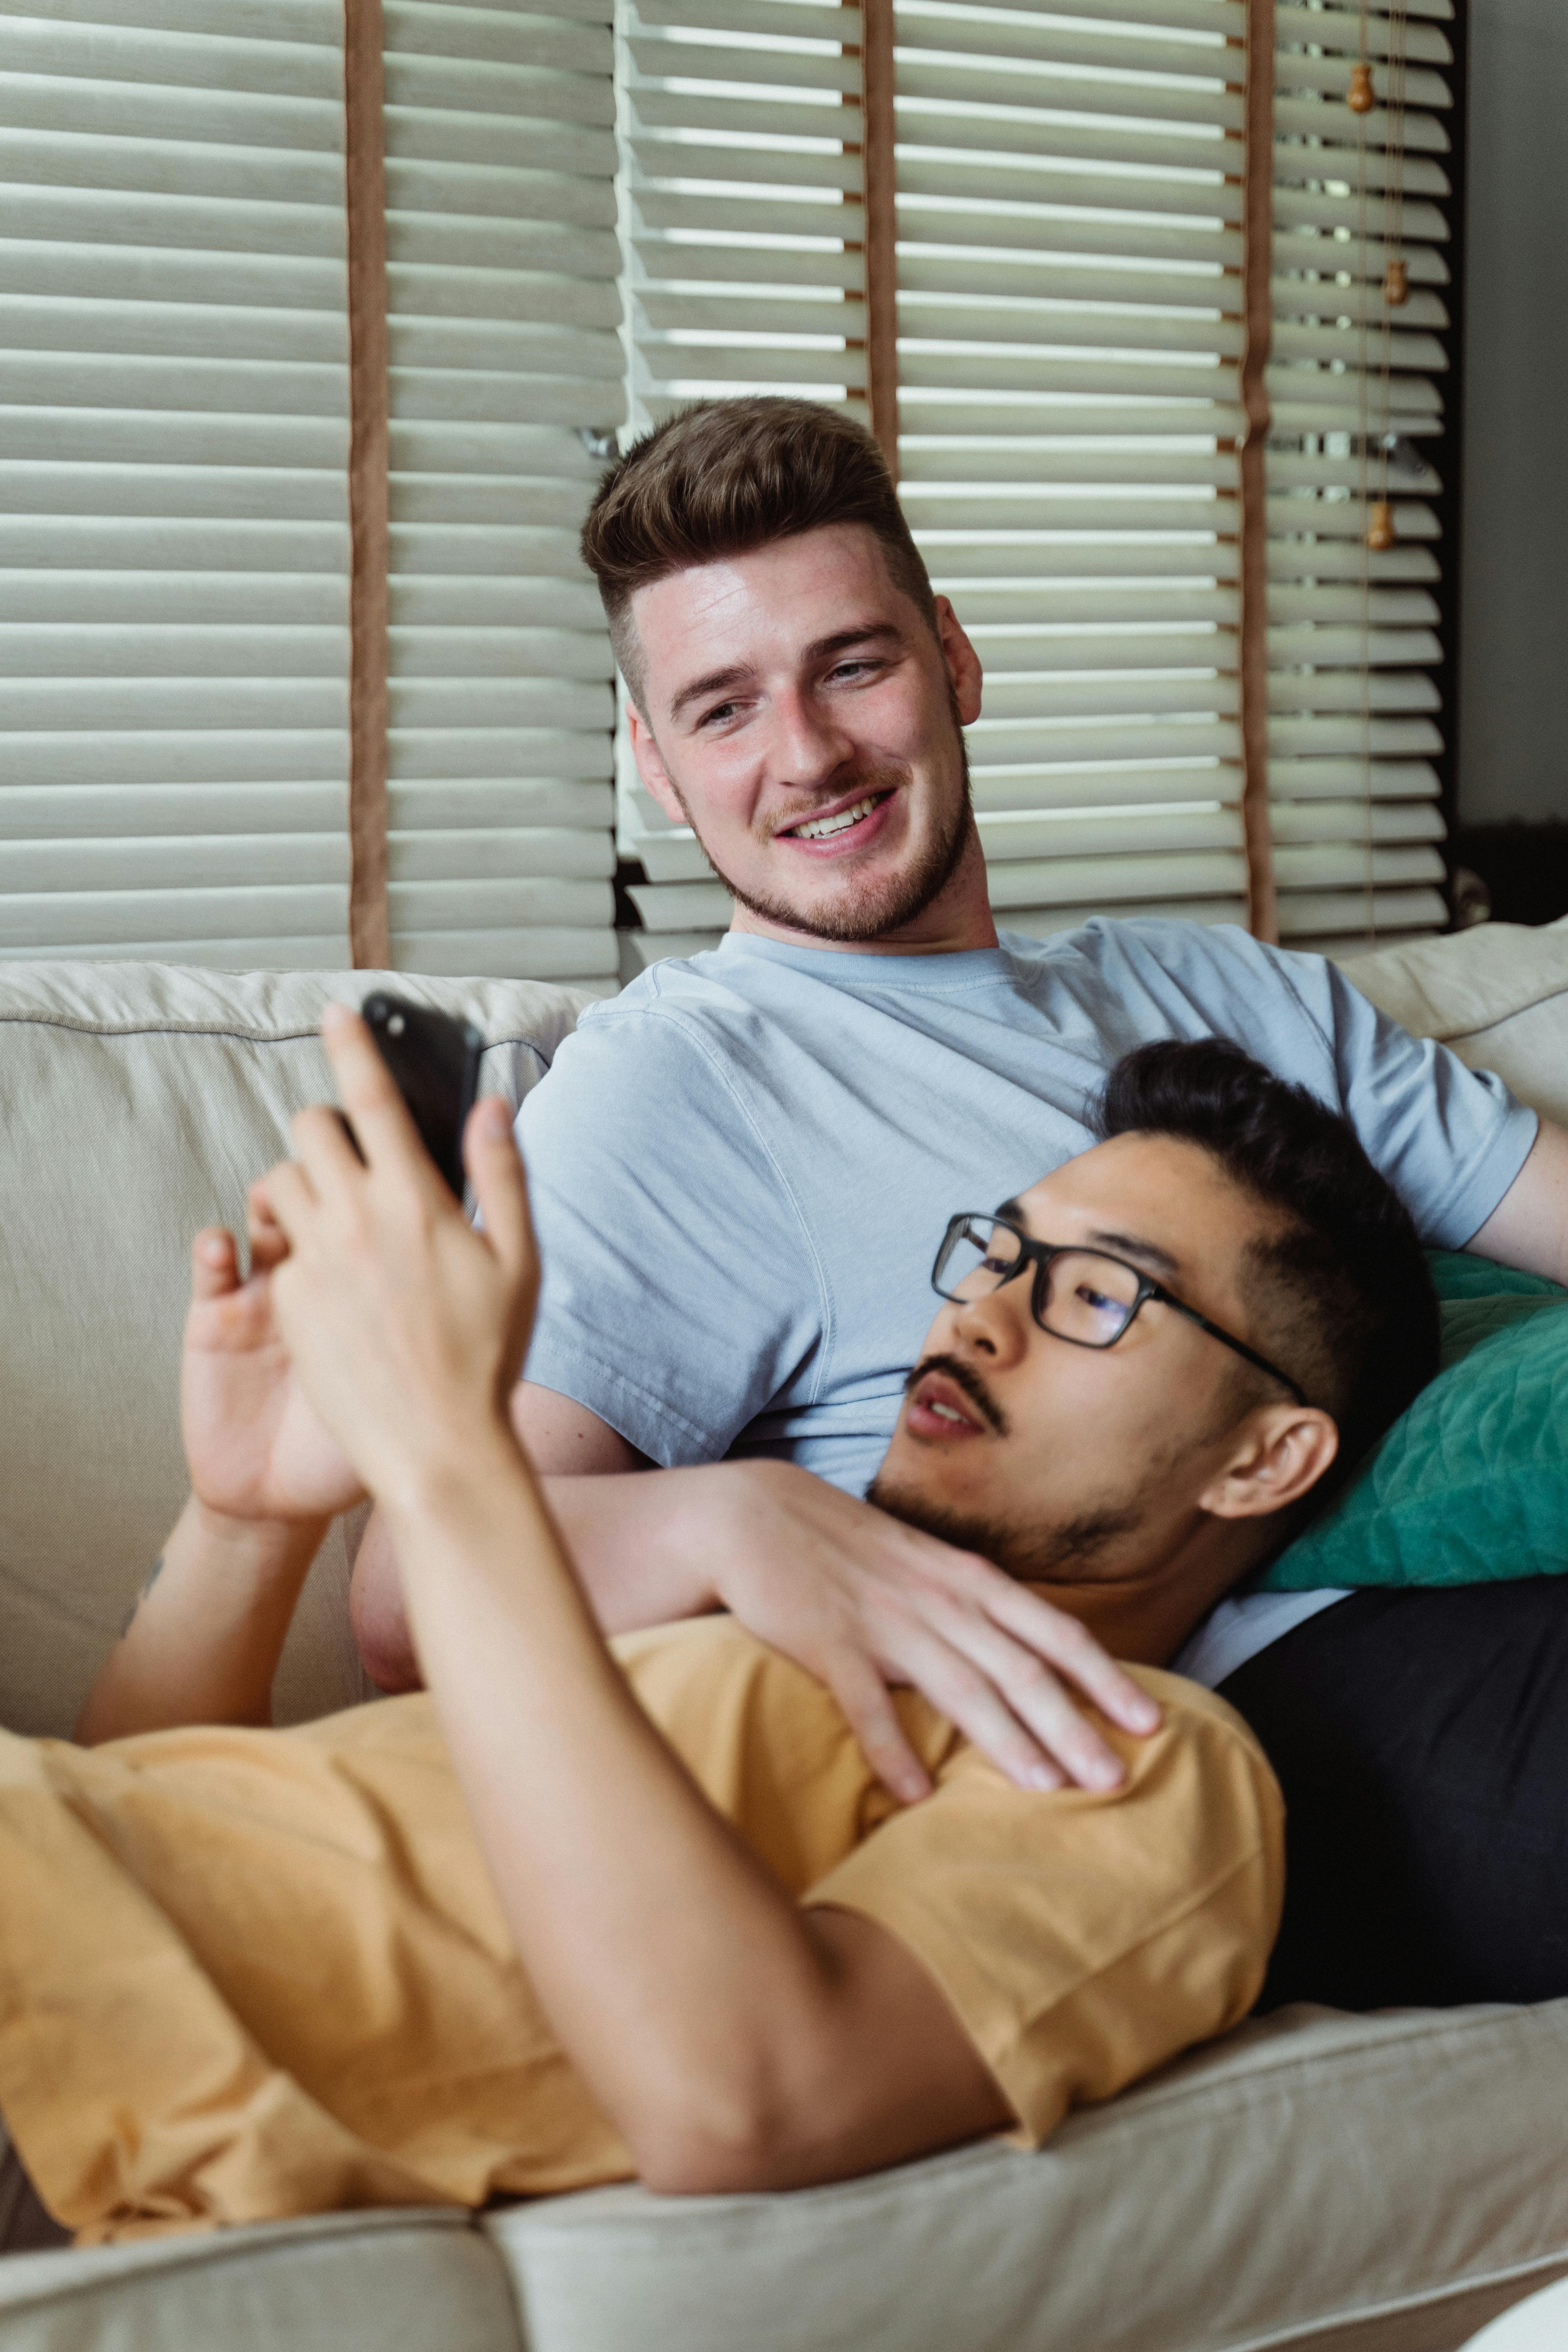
<box><xmin>904</xmin><ymin>1351</ymin><xmax>1008</xmax><ymax>1437</ymax></box>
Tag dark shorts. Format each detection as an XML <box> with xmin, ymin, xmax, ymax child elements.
<box><xmin>0</xmin><ymin>2128</ymin><xmax>67</xmax><ymax>2255</ymax></box>
<box><xmin>1220</xmin><ymin>1581</ymin><xmax>1568</xmax><ymax>2011</ymax></box>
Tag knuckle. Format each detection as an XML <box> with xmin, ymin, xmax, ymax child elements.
<box><xmin>1010</xmin><ymin>1650</ymin><xmax>1062</xmax><ymax>1695</ymax></box>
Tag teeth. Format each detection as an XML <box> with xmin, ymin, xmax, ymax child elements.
<box><xmin>930</xmin><ymin>1401</ymin><xmax>969</xmax><ymax>1425</ymax></box>
<box><xmin>793</xmin><ymin>795</ymin><xmax>878</xmax><ymax>842</ymax></box>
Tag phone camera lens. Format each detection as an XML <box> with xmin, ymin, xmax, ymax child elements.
<box><xmin>388</xmin><ymin>1013</ymin><xmax>405</xmax><ymax>1037</ymax></box>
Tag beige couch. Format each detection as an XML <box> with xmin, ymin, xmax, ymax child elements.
<box><xmin>2</xmin><ymin>931</ymin><xmax>1568</xmax><ymax>2352</ymax></box>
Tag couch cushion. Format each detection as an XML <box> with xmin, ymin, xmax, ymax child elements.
<box><xmin>0</xmin><ymin>963</ymin><xmax>597</xmax><ymax>1738</ymax></box>
<box><xmin>1263</xmin><ymin>1252</ymin><xmax>1568</xmax><ymax>1592</ymax></box>
<box><xmin>486</xmin><ymin>2000</ymin><xmax>1568</xmax><ymax>2352</ymax></box>
<box><xmin>0</xmin><ymin>2211</ymin><xmax>520</xmax><ymax>2352</ymax></box>
<box><xmin>1341</xmin><ymin>919</ymin><xmax>1568</xmax><ymax>1129</ymax></box>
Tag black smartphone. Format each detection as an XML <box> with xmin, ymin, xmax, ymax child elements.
<box><xmin>360</xmin><ymin>993</ymin><xmax>487</xmax><ymax>1200</ymax></box>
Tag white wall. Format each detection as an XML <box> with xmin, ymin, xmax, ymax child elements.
<box><xmin>1456</xmin><ymin>0</ymin><xmax>1568</xmax><ymax>824</ymax></box>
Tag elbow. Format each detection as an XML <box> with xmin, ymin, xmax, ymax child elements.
<box><xmin>635</xmin><ymin>2136</ymin><xmax>796</xmax><ymax>2199</ymax></box>
<box><xmin>628</xmin><ymin>2092</ymin><xmax>825</xmax><ymax>2198</ymax></box>
<box><xmin>348</xmin><ymin>1538</ymin><xmax>423</xmax><ymax>1695</ymax></box>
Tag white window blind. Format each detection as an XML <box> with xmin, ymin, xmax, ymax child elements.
<box><xmin>0</xmin><ymin>0</ymin><xmax>624</xmax><ymax>982</ymax></box>
<box><xmin>615</xmin><ymin>0</ymin><xmax>1454</xmax><ymax>967</ymax></box>
<box><xmin>1264</xmin><ymin>0</ymin><xmax>1451</xmax><ymax>951</ymax></box>
<box><xmin>0</xmin><ymin>0</ymin><xmax>354</xmax><ymax>963</ymax></box>
<box><xmin>382</xmin><ymin>0</ymin><xmax>623</xmax><ymax>980</ymax></box>
<box><xmin>889</xmin><ymin>0</ymin><xmax>1252</xmax><ymax>943</ymax></box>
<box><xmin>614</xmin><ymin>0</ymin><xmax>869</xmax><ymax>965</ymax></box>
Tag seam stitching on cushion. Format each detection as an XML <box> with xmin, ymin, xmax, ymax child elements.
<box><xmin>0</xmin><ymin>1013</ymin><xmax>552</xmax><ymax>1066</ymax></box>
<box><xmin>531</xmin><ymin>2001</ymin><xmax>1568</xmax><ymax>2236</ymax></box>
<box><xmin>499</xmin><ymin>2011</ymin><xmax>1568</xmax><ymax>2250</ymax></box>
<box><xmin>0</xmin><ymin>2211</ymin><xmax>480</xmax><ymax>2311</ymax></box>
<box><xmin>1199</xmin><ymin>2249</ymin><xmax>1568</xmax><ymax>2352</ymax></box>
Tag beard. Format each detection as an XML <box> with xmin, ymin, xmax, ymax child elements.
<box><xmin>671</xmin><ymin>709</ymin><xmax>976</xmax><ymax>946</ymax></box>
<box><xmin>865</xmin><ymin>1350</ymin><xmax>1156</xmax><ymax>1583</ymax></box>
<box><xmin>865</xmin><ymin>1469</ymin><xmax>1147</xmax><ymax>1585</ymax></box>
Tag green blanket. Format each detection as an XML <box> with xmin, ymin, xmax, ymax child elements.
<box><xmin>1259</xmin><ymin>1252</ymin><xmax>1568</xmax><ymax>1591</ymax></box>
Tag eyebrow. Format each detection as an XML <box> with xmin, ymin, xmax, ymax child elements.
<box><xmin>1086</xmin><ymin>1227</ymin><xmax>1180</xmax><ymax>1280</ymax></box>
<box><xmin>992</xmin><ymin>1200</ymin><xmax>1181</xmax><ymax>1283</ymax></box>
<box><xmin>666</xmin><ymin>622</ymin><xmax>906</xmax><ymax>724</ymax></box>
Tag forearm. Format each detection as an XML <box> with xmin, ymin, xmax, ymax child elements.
<box><xmin>353</xmin><ymin>1464</ymin><xmax>731</xmax><ymax>1690</ymax></box>
<box><xmin>541</xmin><ymin>1467</ymin><xmax>731</xmax><ymax>1631</ymax></box>
<box><xmin>387</xmin><ymin>1436</ymin><xmax>867</xmax><ymax>2189</ymax></box>
<box><xmin>75</xmin><ymin>1496</ymin><xmax>326</xmax><ymax>1744</ymax></box>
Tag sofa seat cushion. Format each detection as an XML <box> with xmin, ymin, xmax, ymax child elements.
<box><xmin>485</xmin><ymin>2000</ymin><xmax>1568</xmax><ymax>2352</ymax></box>
<box><xmin>0</xmin><ymin>962</ymin><xmax>598</xmax><ymax>1739</ymax></box>
<box><xmin>0</xmin><ymin>2210</ymin><xmax>520</xmax><ymax>2352</ymax></box>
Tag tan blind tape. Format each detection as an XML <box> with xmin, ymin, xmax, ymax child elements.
<box><xmin>858</xmin><ymin>0</ymin><xmax>899</xmax><ymax>479</ymax></box>
<box><xmin>345</xmin><ymin>0</ymin><xmax>391</xmax><ymax>970</ymax></box>
<box><xmin>1239</xmin><ymin>0</ymin><xmax>1278</xmax><ymax>944</ymax></box>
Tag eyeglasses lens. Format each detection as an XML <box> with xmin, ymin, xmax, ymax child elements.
<box><xmin>936</xmin><ymin>1216</ymin><xmax>1025</xmax><ymax>1302</ymax></box>
<box><xmin>938</xmin><ymin>1220</ymin><xmax>1143</xmax><ymax>1349</ymax></box>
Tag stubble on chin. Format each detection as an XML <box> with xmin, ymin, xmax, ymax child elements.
<box><xmin>670</xmin><ymin>710</ymin><xmax>976</xmax><ymax>946</ymax></box>
<box><xmin>866</xmin><ymin>1469</ymin><xmax>1145</xmax><ymax>1586</ymax></box>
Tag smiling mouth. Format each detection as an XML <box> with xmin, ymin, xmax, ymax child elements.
<box><xmin>781</xmin><ymin>789</ymin><xmax>893</xmax><ymax>843</ymax></box>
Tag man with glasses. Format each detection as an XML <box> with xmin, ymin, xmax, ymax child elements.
<box><xmin>346</xmin><ymin>397</ymin><xmax>1550</xmax><ymax>1829</ymax></box>
<box><xmin>21</xmin><ymin>1027</ymin><xmax>1417</xmax><ymax>2238</ymax></box>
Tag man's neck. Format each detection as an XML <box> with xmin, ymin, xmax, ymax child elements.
<box><xmin>1029</xmin><ymin>1537</ymin><xmax>1264</xmax><ymax>1671</ymax></box>
<box><xmin>726</xmin><ymin>831</ymin><xmax>1000</xmax><ymax>959</ymax></box>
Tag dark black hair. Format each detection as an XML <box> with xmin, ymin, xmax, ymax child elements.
<box><xmin>1093</xmin><ymin>1037</ymin><xmax>1440</xmax><ymax>1477</ymax></box>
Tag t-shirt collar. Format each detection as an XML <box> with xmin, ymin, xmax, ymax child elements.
<box><xmin>715</xmin><ymin>929</ymin><xmax>1019</xmax><ymax>988</ymax></box>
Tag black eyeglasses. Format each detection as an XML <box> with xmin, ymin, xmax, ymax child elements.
<box><xmin>931</xmin><ymin>1212</ymin><xmax>1308</xmax><ymax>1406</ymax></box>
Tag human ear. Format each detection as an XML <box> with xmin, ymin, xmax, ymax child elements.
<box><xmin>626</xmin><ymin>702</ymin><xmax>686</xmax><ymax>826</ymax></box>
<box><xmin>1196</xmin><ymin>1406</ymin><xmax>1341</xmax><ymax>1522</ymax></box>
<box><xmin>934</xmin><ymin>596</ymin><xmax>984</xmax><ymax>727</ymax></box>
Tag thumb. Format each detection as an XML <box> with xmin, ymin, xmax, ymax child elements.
<box><xmin>465</xmin><ymin>1097</ymin><xmax>535</xmax><ymax>1285</ymax></box>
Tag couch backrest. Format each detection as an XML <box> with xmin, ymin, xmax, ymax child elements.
<box><xmin>1341</xmin><ymin>916</ymin><xmax>1568</xmax><ymax>1131</ymax></box>
<box><xmin>0</xmin><ymin>964</ymin><xmax>599</xmax><ymax>1736</ymax></box>
<box><xmin>5</xmin><ymin>924</ymin><xmax>1568</xmax><ymax>1741</ymax></box>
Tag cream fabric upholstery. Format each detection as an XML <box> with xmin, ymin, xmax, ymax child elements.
<box><xmin>1460</xmin><ymin>2275</ymin><xmax>1568</xmax><ymax>2350</ymax></box>
<box><xmin>1341</xmin><ymin>918</ymin><xmax>1568</xmax><ymax>1131</ymax></box>
<box><xmin>2</xmin><ymin>931</ymin><xmax>1568</xmax><ymax>2352</ymax></box>
<box><xmin>0</xmin><ymin>964</ymin><xmax>595</xmax><ymax>1739</ymax></box>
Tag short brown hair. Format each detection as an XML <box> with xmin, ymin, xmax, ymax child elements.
<box><xmin>580</xmin><ymin>398</ymin><xmax>938</xmax><ymax>713</ymax></box>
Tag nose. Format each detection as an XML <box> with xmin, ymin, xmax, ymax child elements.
<box><xmin>944</xmin><ymin>1278</ymin><xmax>1033</xmax><ymax>1370</ymax></box>
<box><xmin>767</xmin><ymin>680</ymin><xmax>856</xmax><ymax>794</ymax></box>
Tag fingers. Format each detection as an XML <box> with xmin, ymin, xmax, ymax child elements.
<box><xmin>254</xmin><ymin>1156</ymin><xmax>318</xmax><ymax>1253</ymax></box>
<box><xmin>463</xmin><ymin>1098</ymin><xmax>533</xmax><ymax>1280</ymax></box>
<box><xmin>982</xmin><ymin>1577</ymin><xmax>1161</xmax><ymax>1738</ymax></box>
<box><xmin>862</xmin><ymin>1555</ymin><xmax>1133</xmax><ymax>1791</ymax></box>
<box><xmin>289</xmin><ymin>1102</ymin><xmax>372</xmax><ymax>1202</ymax></box>
<box><xmin>824</xmin><ymin>1650</ymin><xmax>933</xmax><ymax>1806</ymax></box>
<box><xmin>951</xmin><ymin>1631</ymin><xmax>1120</xmax><ymax>1791</ymax></box>
<box><xmin>884</xmin><ymin>1622</ymin><xmax>1070</xmax><ymax>1793</ymax></box>
<box><xmin>246</xmin><ymin>1181</ymin><xmax>290</xmax><ymax>1275</ymax></box>
<box><xmin>190</xmin><ymin>1227</ymin><xmax>240</xmax><ymax>1302</ymax></box>
<box><xmin>316</xmin><ymin>1001</ymin><xmax>427</xmax><ymax>1175</ymax></box>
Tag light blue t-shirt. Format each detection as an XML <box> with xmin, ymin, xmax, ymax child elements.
<box><xmin>517</xmin><ymin>918</ymin><xmax>1536</xmax><ymax>1516</ymax></box>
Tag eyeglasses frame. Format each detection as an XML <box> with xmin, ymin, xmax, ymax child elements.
<box><xmin>931</xmin><ymin>1211</ymin><xmax>1309</xmax><ymax>1407</ymax></box>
